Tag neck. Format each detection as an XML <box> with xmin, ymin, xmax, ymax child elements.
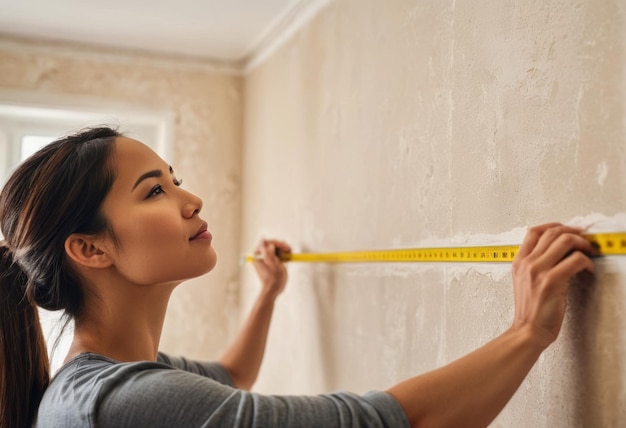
<box><xmin>66</xmin><ymin>281</ymin><xmax>176</xmax><ymax>363</ymax></box>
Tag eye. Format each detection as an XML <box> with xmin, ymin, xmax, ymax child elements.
<box><xmin>147</xmin><ymin>184</ymin><xmax>165</xmax><ymax>198</ymax></box>
<box><xmin>173</xmin><ymin>178</ymin><xmax>183</xmax><ymax>187</ymax></box>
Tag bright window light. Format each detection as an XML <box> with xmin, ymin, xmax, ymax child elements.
<box><xmin>21</xmin><ymin>135</ymin><xmax>58</xmax><ymax>160</ymax></box>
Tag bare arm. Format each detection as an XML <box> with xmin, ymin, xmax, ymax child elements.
<box><xmin>387</xmin><ymin>223</ymin><xmax>596</xmax><ymax>428</ymax></box>
<box><xmin>219</xmin><ymin>239</ymin><xmax>291</xmax><ymax>390</ymax></box>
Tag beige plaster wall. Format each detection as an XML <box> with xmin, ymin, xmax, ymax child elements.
<box><xmin>241</xmin><ymin>0</ymin><xmax>626</xmax><ymax>426</ymax></box>
<box><xmin>0</xmin><ymin>37</ymin><xmax>244</xmax><ymax>361</ymax></box>
<box><xmin>1</xmin><ymin>1</ymin><xmax>625</xmax><ymax>425</ymax></box>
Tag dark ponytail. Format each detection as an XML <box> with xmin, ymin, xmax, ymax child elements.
<box><xmin>0</xmin><ymin>242</ymin><xmax>49</xmax><ymax>428</ymax></box>
<box><xmin>0</xmin><ymin>126</ymin><xmax>120</xmax><ymax>427</ymax></box>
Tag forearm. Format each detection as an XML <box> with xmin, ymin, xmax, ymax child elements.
<box><xmin>387</xmin><ymin>325</ymin><xmax>545</xmax><ymax>428</ymax></box>
<box><xmin>219</xmin><ymin>291</ymin><xmax>276</xmax><ymax>390</ymax></box>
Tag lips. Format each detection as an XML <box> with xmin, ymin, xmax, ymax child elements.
<box><xmin>190</xmin><ymin>222</ymin><xmax>211</xmax><ymax>241</ymax></box>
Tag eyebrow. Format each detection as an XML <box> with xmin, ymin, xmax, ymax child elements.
<box><xmin>131</xmin><ymin>166</ymin><xmax>175</xmax><ymax>192</ymax></box>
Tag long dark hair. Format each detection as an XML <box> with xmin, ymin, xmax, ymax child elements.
<box><xmin>0</xmin><ymin>126</ymin><xmax>120</xmax><ymax>428</ymax></box>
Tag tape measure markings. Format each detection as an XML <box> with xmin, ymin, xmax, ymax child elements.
<box><xmin>243</xmin><ymin>232</ymin><xmax>626</xmax><ymax>263</ymax></box>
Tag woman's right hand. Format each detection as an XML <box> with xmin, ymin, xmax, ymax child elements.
<box><xmin>511</xmin><ymin>223</ymin><xmax>596</xmax><ymax>350</ymax></box>
<box><xmin>387</xmin><ymin>222</ymin><xmax>597</xmax><ymax>428</ymax></box>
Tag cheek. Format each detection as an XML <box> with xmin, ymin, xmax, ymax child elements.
<box><xmin>116</xmin><ymin>206</ymin><xmax>180</xmax><ymax>241</ymax></box>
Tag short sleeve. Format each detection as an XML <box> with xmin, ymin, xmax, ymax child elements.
<box><xmin>97</xmin><ymin>365</ymin><xmax>410</xmax><ymax>427</ymax></box>
<box><xmin>157</xmin><ymin>352</ymin><xmax>234</xmax><ymax>387</ymax></box>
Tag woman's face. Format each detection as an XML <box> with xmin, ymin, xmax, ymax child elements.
<box><xmin>99</xmin><ymin>137</ymin><xmax>216</xmax><ymax>286</ymax></box>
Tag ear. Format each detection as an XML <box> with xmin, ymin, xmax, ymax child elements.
<box><xmin>64</xmin><ymin>234</ymin><xmax>113</xmax><ymax>269</ymax></box>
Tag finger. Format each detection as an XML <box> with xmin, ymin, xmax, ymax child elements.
<box><xmin>273</xmin><ymin>240</ymin><xmax>292</xmax><ymax>254</ymax></box>
<box><xmin>533</xmin><ymin>228</ymin><xmax>594</xmax><ymax>267</ymax></box>
<box><xmin>262</xmin><ymin>240</ymin><xmax>291</xmax><ymax>255</ymax></box>
<box><xmin>258</xmin><ymin>240</ymin><xmax>271</xmax><ymax>259</ymax></box>
<box><xmin>267</xmin><ymin>242</ymin><xmax>278</xmax><ymax>261</ymax></box>
<box><xmin>252</xmin><ymin>240</ymin><xmax>272</xmax><ymax>267</ymax></box>
<box><xmin>262</xmin><ymin>242</ymin><xmax>283</xmax><ymax>268</ymax></box>
<box><xmin>257</xmin><ymin>240</ymin><xmax>291</xmax><ymax>263</ymax></box>
<box><xmin>516</xmin><ymin>223</ymin><xmax>563</xmax><ymax>260</ymax></box>
<box><xmin>546</xmin><ymin>251</ymin><xmax>595</xmax><ymax>285</ymax></box>
<box><xmin>534</xmin><ymin>232</ymin><xmax>595</xmax><ymax>269</ymax></box>
<box><xmin>529</xmin><ymin>225</ymin><xmax>585</xmax><ymax>259</ymax></box>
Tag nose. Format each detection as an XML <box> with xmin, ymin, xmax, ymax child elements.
<box><xmin>181</xmin><ymin>189</ymin><xmax>203</xmax><ymax>219</ymax></box>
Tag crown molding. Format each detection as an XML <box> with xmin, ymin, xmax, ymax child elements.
<box><xmin>0</xmin><ymin>0</ymin><xmax>334</xmax><ymax>76</ymax></box>
<box><xmin>0</xmin><ymin>33</ymin><xmax>243</xmax><ymax>75</ymax></box>
<box><xmin>242</xmin><ymin>0</ymin><xmax>333</xmax><ymax>74</ymax></box>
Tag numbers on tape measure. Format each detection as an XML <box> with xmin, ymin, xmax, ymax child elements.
<box><xmin>245</xmin><ymin>232</ymin><xmax>626</xmax><ymax>263</ymax></box>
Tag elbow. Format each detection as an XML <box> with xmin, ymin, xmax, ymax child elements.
<box><xmin>231</xmin><ymin>375</ymin><xmax>254</xmax><ymax>391</ymax></box>
<box><xmin>221</xmin><ymin>364</ymin><xmax>255</xmax><ymax>391</ymax></box>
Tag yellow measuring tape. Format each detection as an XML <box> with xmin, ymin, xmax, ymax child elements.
<box><xmin>244</xmin><ymin>232</ymin><xmax>626</xmax><ymax>263</ymax></box>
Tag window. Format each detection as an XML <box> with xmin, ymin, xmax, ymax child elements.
<box><xmin>0</xmin><ymin>101</ymin><xmax>173</xmax><ymax>185</ymax></box>
<box><xmin>20</xmin><ymin>135</ymin><xmax>57</xmax><ymax>159</ymax></box>
<box><xmin>0</xmin><ymin>98</ymin><xmax>174</xmax><ymax>372</ymax></box>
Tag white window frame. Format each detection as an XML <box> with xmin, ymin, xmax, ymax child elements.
<box><xmin>0</xmin><ymin>92</ymin><xmax>175</xmax><ymax>186</ymax></box>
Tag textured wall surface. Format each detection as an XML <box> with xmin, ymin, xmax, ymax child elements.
<box><xmin>1</xmin><ymin>0</ymin><xmax>625</xmax><ymax>425</ymax></box>
<box><xmin>0</xmin><ymin>37</ymin><xmax>244</xmax><ymax>360</ymax></box>
<box><xmin>241</xmin><ymin>0</ymin><xmax>626</xmax><ymax>426</ymax></box>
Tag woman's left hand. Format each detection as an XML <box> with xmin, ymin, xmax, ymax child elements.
<box><xmin>252</xmin><ymin>239</ymin><xmax>291</xmax><ymax>300</ymax></box>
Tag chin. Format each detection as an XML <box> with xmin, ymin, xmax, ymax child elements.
<box><xmin>197</xmin><ymin>253</ymin><xmax>217</xmax><ymax>276</ymax></box>
<box><xmin>176</xmin><ymin>250</ymin><xmax>217</xmax><ymax>280</ymax></box>
<box><xmin>205</xmin><ymin>258</ymin><xmax>217</xmax><ymax>273</ymax></box>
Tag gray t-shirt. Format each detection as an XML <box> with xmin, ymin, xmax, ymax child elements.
<box><xmin>35</xmin><ymin>352</ymin><xmax>409</xmax><ymax>427</ymax></box>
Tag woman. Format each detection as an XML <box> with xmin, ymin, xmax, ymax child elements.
<box><xmin>0</xmin><ymin>127</ymin><xmax>595</xmax><ymax>427</ymax></box>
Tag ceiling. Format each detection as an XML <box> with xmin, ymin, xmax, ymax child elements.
<box><xmin>0</xmin><ymin>0</ymin><xmax>321</xmax><ymax>65</ymax></box>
